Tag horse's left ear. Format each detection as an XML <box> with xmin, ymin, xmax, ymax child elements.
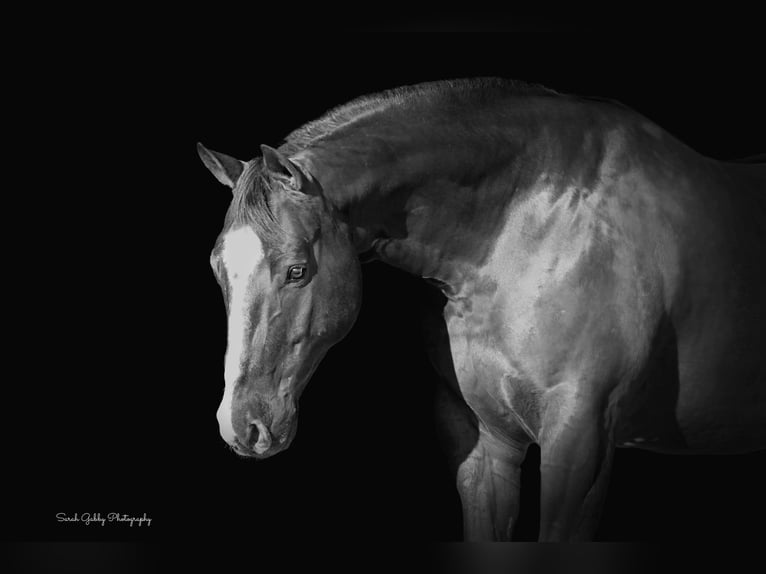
<box><xmin>261</xmin><ymin>145</ymin><xmax>312</xmax><ymax>192</ymax></box>
<box><xmin>197</xmin><ymin>143</ymin><xmax>246</xmax><ymax>189</ymax></box>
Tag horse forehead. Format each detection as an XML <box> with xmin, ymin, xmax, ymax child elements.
<box><xmin>221</xmin><ymin>226</ymin><xmax>266</xmax><ymax>279</ymax></box>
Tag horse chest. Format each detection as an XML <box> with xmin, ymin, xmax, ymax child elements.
<box><xmin>430</xmin><ymin>243</ymin><xmax>634</xmax><ymax>442</ymax></box>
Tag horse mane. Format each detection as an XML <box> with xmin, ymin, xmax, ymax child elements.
<box><xmin>229</xmin><ymin>78</ymin><xmax>560</xmax><ymax>237</ymax></box>
<box><xmin>278</xmin><ymin>77</ymin><xmax>559</xmax><ymax>155</ymax></box>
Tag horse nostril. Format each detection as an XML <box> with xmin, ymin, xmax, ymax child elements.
<box><xmin>245</xmin><ymin>418</ymin><xmax>273</xmax><ymax>454</ymax></box>
<box><xmin>246</xmin><ymin>422</ymin><xmax>260</xmax><ymax>448</ymax></box>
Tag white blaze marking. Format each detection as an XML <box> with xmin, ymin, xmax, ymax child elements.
<box><xmin>216</xmin><ymin>226</ymin><xmax>264</xmax><ymax>444</ymax></box>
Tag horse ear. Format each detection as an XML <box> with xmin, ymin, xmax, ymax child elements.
<box><xmin>260</xmin><ymin>144</ymin><xmax>310</xmax><ymax>192</ymax></box>
<box><xmin>197</xmin><ymin>143</ymin><xmax>246</xmax><ymax>189</ymax></box>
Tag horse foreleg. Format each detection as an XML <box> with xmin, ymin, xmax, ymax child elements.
<box><xmin>537</xmin><ymin>392</ymin><xmax>614</xmax><ymax>541</ymax></box>
<box><xmin>435</xmin><ymin>384</ymin><xmax>529</xmax><ymax>541</ymax></box>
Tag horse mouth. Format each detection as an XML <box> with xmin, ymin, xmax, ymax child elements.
<box><xmin>231</xmin><ymin>439</ymin><xmax>274</xmax><ymax>459</ymax></box>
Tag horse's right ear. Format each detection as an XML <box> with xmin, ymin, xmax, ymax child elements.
<box><xmin>197</xmin><ymin>143</ymin><xmax>246</xmax><ymax>189</ymax></box>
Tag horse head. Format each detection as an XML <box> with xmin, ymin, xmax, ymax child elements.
<box><xmin>199</xmin><ymin>143</ymin><xmax>362</xmax><ymax>458</ymax></box>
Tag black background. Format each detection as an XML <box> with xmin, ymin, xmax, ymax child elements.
<box><xmin>7</xmin><ymin>12</ymin><xmax>765</xmax><ymax>546</ymax></box>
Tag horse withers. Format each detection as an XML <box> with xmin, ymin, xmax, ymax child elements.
<box><xmin>199</xmin><ymin>78</ymin><xmax>766</xmax><ymax>540</ymax></box>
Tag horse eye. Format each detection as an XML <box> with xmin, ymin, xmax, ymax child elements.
<box><xmin>287</xmin><ymin>265</ymin><xmax>306</xmax><ymax>282</ymax></box>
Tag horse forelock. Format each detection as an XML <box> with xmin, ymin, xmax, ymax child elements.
<box><xmin>226</xmin><ymin>161</ymin><xmax>281</xmax><ymax>240</ymax></box>
<box><xmin>225</xmin><ymin>159</ymin><xmax>322</xmax><ymax>256</ymax></box>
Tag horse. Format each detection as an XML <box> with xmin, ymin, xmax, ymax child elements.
<box><xmin>198</xmin><ymin>78</ymin><xmax>766</xmax><ymax>541</ymax></box>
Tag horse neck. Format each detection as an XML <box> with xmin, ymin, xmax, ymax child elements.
<box><xmin>302</xmin><ymin>96</ymin><xmax>604</xmax><ymax>294</ymax></box>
